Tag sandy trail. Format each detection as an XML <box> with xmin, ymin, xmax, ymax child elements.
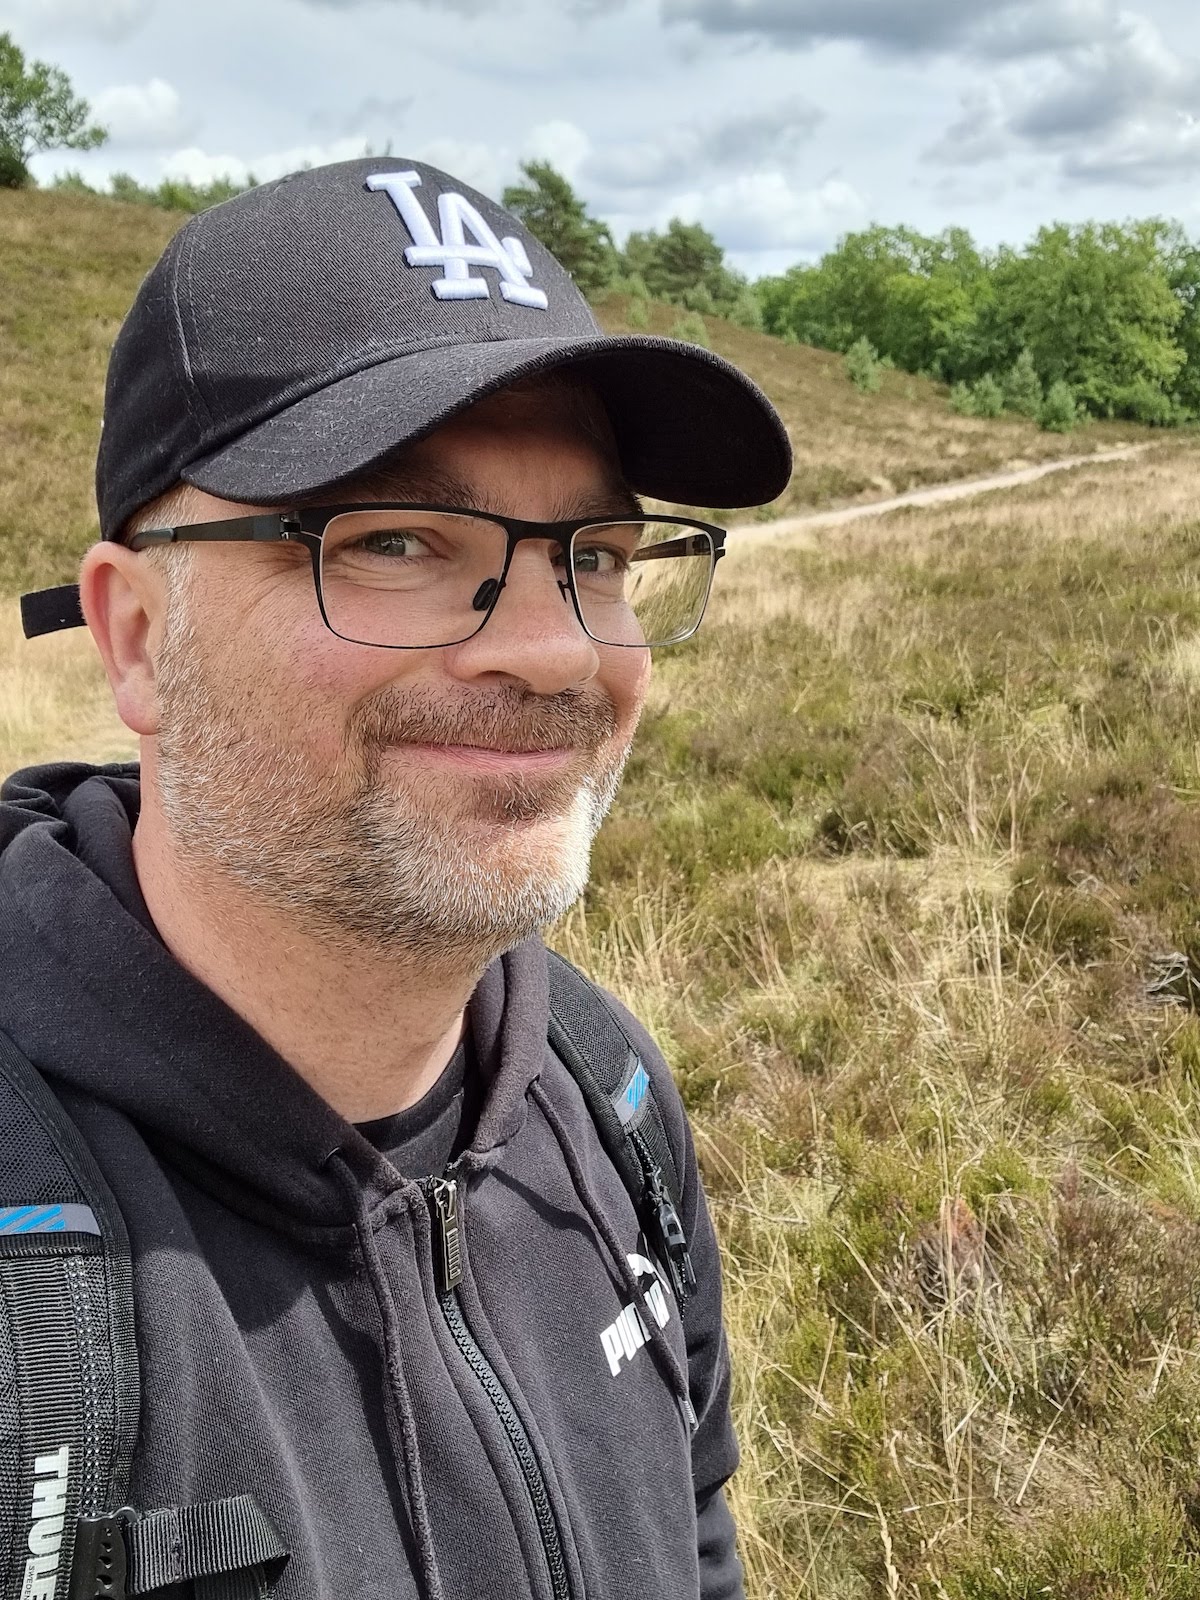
<box><xmin>725</xmin><ymin>443</ymin><xmax>1146</xmax><ymax>550</ymax></box>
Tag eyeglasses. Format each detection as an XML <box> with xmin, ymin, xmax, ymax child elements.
<box><xmin>126</xmin><ymin>503</ymin><xmax>727</xmax><ymax>650</ymax></box>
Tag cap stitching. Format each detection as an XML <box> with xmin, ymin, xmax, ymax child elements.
<box><xmin>175</xmin><ymin>220</ymin><xmax>218</xmax><ymax>431</ymax></box>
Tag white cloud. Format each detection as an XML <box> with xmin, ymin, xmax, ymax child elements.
<box><xmin>1062</xmin><ymin>112</ymin><xmax>1200</xmax><ymax>185</ymax></box>
<box><xmin>585</xmin><ymin>100</ymin><xmax>823</xmax><ymax>193</ymax></box>
<box><xmin>926</xmin><ymin>85</ymin><xmax>1016</xmax><ymax>166</ymax></box>
<box><xmin>405</xmin><ymin>139</ymin><xmax>504</xmax><ymax>198</ymax></box>
<box><xmin>92</xmin><ymin>78</ymin><xmax>194</xmax><ymax>148</ymax></box>
<box><xmin>662</xmin><ymin>0</ymin><xmax>1122</xmax><ymax>60</ymax></box>
<box><xmin>924</xmin><ymin>8</ymin><xmax>1200</xmax><ymax>188</ymax></box>
<box><xmin>308</xmin><ymin>95</ymin><xmax>413</xmax><ymax>140</ymax></box>
<box><xmin>161</xmin><ymin>135</ymin><xmax>373</xmax><ymax>188</ymax></box>
<box><xmin>671</xmin><ymin>170</ymin><xmax>866</xmax><ymax>254</ymax></box>
<box><xmin>523</xmin><ymin>120</ymin><xmax>592</xmax><ymax>185</ymax></box>
<box><xmin>0</xmin><ymin>0</ymin><xmax>152</xmax><ymax>39</ymax></box>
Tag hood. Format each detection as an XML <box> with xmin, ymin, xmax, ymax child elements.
<box><xmin>0</xmin><ymin>761</ymin><xmax>550</xmax><ymax>1236</ymax></box>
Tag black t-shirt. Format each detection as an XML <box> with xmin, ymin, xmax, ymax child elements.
<box><xmin>65</xmin><ymin>772</ymin><xmax>484</xmax><ymax>1178</ymax></box>
<box><xmin>356</xmin><ymin>1028</ymin><xmax>485</xmax><ymax>1178</ymax></box>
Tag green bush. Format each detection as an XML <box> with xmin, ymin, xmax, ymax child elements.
<box><xmin>844</xmin><ymin>335</ymin><xmax>882</xmax><ymax>393</ymax></box>
<box><xmin>726</xmin><ymin>286</ymin><xmax>764</xmax><ymax>332</ymax></box>
<box><xmin>948</xmin><ymin>373</ymin><xmax>1009</xmax><ymax>418</ymax></box>
<box><xmin>668</xmin><ymin>311</ymin><xmax>709</xmax><ymax>348</ymax></box>
<box><xmin>681</xmin><ymin>283</ymin><xmax>716</xmax><ymax>315</ymax></box>
<box><xmin>1004</xmin><ymin>347</ymin><xmax>1044</xmax><ymax>417</ymax></box>
<box><xmin>970</xmin><ymin>373</ymin><xmax>1005</xmax><ymax>417</ymax></box>
<box><xmin>1040</xmin><ymin>378</ymin><xmax>1080</xmax><ymax>432</ymax></box>
<box><xmin>626</xmin><ymin>295</ymin><xmax>650</xmax><ymax>329</ymax></box>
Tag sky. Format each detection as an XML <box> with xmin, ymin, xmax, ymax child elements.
<box><xmin>6</xmin><ymin>0</ymin><xmax>1200</xmax><ymax>279</ymax></box>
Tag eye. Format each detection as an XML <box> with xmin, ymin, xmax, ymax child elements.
<box><xmin>350</xmin><ymin>527</ymin><xmax>436</xmax><ymax>559</ymax></box>
<box><xmin>571</xmin><ymin>543</ymin><xmax>627</xmax><ymax>576</ymax></box>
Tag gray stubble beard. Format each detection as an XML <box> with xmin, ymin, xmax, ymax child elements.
<box><xmin>152</xmin><ymin>607</ymin><xmax>631</xmax><ymax>964</ymax></box>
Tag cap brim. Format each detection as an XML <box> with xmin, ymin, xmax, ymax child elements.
<box><xmin>181</xmin><ymin>334</ymin><xmax>792</xmax><ymax>511</ymax></box>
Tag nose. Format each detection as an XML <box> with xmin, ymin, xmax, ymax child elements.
<box><xmin>446</xmin><ymin>540</ymin><xmax>601</xmax><ymax>693</ymax></box>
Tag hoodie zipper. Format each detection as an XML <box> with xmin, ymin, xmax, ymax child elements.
<box><xmin>424</xmin><ymin>1174</ymin><xmax>572</xmax><ymax>1600</ymax></box>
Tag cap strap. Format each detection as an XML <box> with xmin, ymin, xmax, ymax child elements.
<box><xmin>20</xmin><ymin>584</ymin><xmax>86</xmax><ymax>639</ymax></box>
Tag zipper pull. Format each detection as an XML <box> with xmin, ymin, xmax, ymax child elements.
<box><xmin>644</xmin><ymin>1163</ymin><xmax>697</xmax><ymax>1308</ymax></box>
<box><xmin>429</xmin><ymin>1177</ymin><xmax>463</xmax><ymax>1296</ymax></box>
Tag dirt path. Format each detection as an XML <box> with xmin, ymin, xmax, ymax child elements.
<box><xmin>726</xmin><ymin>444</ymin><xmax>1147</xmax><ymax>549</ymax></box>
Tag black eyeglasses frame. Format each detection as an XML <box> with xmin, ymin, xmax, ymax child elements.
<box><xmin>126</xmin><ymin>502</ymin><xmax>728</xmax><ymax>650</ymax></box>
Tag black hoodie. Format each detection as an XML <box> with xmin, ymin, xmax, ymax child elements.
<box><xmin>0</xmin><ymin>762</ymin><xmax>744</xmax><ymax>1600</ymax></box>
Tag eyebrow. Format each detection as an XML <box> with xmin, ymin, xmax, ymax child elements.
<box><xmin>317</xmin><ymin>466</ymin><xmax>642</xmax><ymax>523</ymax></box>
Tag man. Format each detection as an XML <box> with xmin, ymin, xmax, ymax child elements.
<box><xmin>2</xmin><ymin>157</ymin><xmax>790</xmax><ymax>1600</ymax></box>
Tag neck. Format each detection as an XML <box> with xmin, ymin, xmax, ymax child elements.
<box><xmin>131</xmin><ymin>803</ymin><xmax>483</xmax><ymax>1124</ymax></box>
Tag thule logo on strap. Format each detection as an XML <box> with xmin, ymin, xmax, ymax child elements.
<box><xmin>20</xmin><ymin>1445</ymin><xmax>70</xmax><ymax>1600</ymax></box>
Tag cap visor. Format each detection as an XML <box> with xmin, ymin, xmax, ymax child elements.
<box><xmin>182</xmin><ymin>334</ymin><xmax>792</xmax><ymax>510</ymax></box>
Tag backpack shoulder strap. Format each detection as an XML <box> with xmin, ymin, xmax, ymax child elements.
<box><xmin>0</xmin><ymin>1036</ymin><xmax>290</xmax><ymax>1600</ymax></box>
<box><xmin>0</xmin><ymin>1026</ymin><xmax>139</xmax><ymax>1600</ymax></box>
<box><xmin>545</xmin><ymin>950</ymin><xmax>697</xmax><ymax>1309</ymax></box>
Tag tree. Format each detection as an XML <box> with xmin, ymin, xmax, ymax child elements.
<box><xmin>622</xmin><ymin>218</ymin><xmax>746</xmax><ymax>313</ymax></box>
<box><xmin>501</xmin><ymin>160</ymin><xmax>617</xmax><ymax>300</ymax></box>
<box><xmin>755</xmin><ymin>224</ymin><xmax>995</xmax><ymax>378</ymax></box>
<box><xmin>1003</xmin><ymin>348</ymin><xmax>1043</xmax><ymax>418</ymax></box>
<box><xmin>990</xmin><ymin>221</ymin><xmax>1184</xmax><ymax>422</ymax></box>
<box><xmin>844</xmin><ymin>336</ymin><xmax>882</xmax><ymax>393</ymax></box>
<box><xmin>0</xmin><ymin>32</ymin><xmax>106</xmax><ymax>188</ymax></box>
<box><xmin>1040</xmin><ymin>379</ymin><xmax>1079</xmax><ymax>432</ymax></box>
<box><xmin>1160</xmin><ymin>223</ymin><xmax>1200</xmax><ymax>419</ymax></box>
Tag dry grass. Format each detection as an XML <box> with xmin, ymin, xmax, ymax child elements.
<box><xmin>0</xmin><ymin>189</ymin><xmax>179</xmax><ymax>598</ymax></box>
<box><xmin>0</xmin><ymin>597</ymin><xmax>133</xmax><ymax>767</ymax></box>
<box><xmin>548</xmin><ymin>443</ymin><xmax>1200</xmax><ymax>1596</ymax></box>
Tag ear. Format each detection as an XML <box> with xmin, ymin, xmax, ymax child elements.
<box><xmin>78</xmin><ymin>541</ymin><xmax>172</xmax><ymax>736</ymax></box>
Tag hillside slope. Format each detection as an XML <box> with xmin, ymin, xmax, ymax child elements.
<box><xmin>0</xmin><ymin>186</ymin><xmax>1142</xmax><ymax>597</ymax></box>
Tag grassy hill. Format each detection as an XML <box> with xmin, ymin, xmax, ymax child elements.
<box><xmin>9</xmin><ymin>185</ymin><xmax>1200</xmax><ymax>1596</ymax></box>
<box><xmin>0</xmin><ymin>185</ymin><xmax>1142</xmax><ymax>599</ymax></box>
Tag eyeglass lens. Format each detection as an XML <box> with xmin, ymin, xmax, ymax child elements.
<box><xmin>317</xmin><ymin>511</ymin><xmax>716</xmax><ymax>648</ymax></box>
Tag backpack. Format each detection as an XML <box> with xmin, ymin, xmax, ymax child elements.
<box><xmin>0</xmin><ymin>950</ymin><xmax>696</xmax><ymax>1600</ymax></box>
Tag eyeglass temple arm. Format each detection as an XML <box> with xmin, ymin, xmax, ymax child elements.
<box><xmin>19</xmin><ymin>516</ymin><xmax>294</xmax><ymax>639</ymax></box>
<box><xmin>631</xmin><ymin>532</ymin><xmax>726</xmax><ymax>562</ymax></box>
<box><xmin>126</xmin><ymin>514</ymin><xmax>291</xmax><ymax>550</ymax></box>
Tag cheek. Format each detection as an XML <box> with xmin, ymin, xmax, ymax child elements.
<box><xmin>599</xmin><ymin>648</ymin><xmax>651</xmax><ymax>738</ymax></box>
<box><xmin>214</xmin><ymin>580</ymin><xmax>403</xmax><ymax>748</ymax></box>
<box><xmin>280</xmin><ymin>608</ymin><xmax>439</xmax><ymax>747</ymax></box>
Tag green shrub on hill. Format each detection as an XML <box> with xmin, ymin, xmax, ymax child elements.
<box><xmin>949</xmin><ymin>374</ymin><xmax>1005</xmax><ymax>418</ymax></box>
<box><xmin>53</xmin><ymin>168</ymin><xmax>255</xmax><ymax>214</ymax></box>
<box><xmin>1040</xmin><ymin>378</ymin><xmax>1080</xmax><ymax>431</ymax></box>
<box><xmin>668</xmin><ymin>310</ymin><xmax>709</xmax><ymax>348</ymax></box>
<box><xmin>844</xmin><ymin>335</ymin><xmax>882</xmax><ymax>393</ymax></box>
<box><xmin>1003</xmin><ymin>347</ymin><xmax>1043</xmax><ymax>417</ymax></box>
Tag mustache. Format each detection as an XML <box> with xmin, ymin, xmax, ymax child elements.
<box><xmin>350</xmin><ymin>684</ymin><xmax>620</xmax><ymax>755</ymax></box>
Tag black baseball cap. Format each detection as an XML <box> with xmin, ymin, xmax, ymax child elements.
<box><xmin>21</xmin><ymin>155</ymin><xmax>792</xmax><ymax>637</ymax></box>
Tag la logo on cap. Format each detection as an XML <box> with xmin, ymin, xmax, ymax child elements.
<box><xmin>366</xmin><ymin>171</ymin><xmax>548</xmax><ymax>310</ymax></box>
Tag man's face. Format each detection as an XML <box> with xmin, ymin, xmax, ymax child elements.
<box><xmin>145</xmin><ymin>389</ymin><xmax>652</xmax><ymax>961</ymax></box>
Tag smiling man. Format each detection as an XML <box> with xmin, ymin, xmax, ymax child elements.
<box><xmin>1</xmin><ymin>158</ymin><xmax>790</xmax><ymax>1600</ymax></box>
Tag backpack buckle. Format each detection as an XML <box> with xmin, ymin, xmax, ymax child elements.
<box><xmin>68</xmin><ymin>1510</ymin><xmax>131</xmax><ymax>1600</ymax></box>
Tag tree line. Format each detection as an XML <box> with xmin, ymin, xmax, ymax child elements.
<box><xmin>6</xmin><ymin>28</ymin><xmax>1200</xmax><ymax>430</ymax></box>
